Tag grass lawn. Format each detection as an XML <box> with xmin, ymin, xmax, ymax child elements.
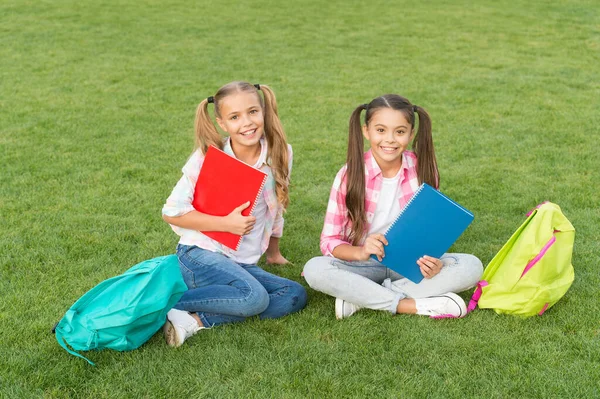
<box><xmin>1</xmin><ymin>0</ymin><xmax>599</xmax><ymax>397</ymax></box>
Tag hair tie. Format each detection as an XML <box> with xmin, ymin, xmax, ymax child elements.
<box><xmin>254</xmin><ymin>84</ymin><xmax>261</xmax><ymax>90</ymax></box>
<box><xmin>412</xmin><ymin>105</ymin><xmax>418</xmax><ymax>113</ymax></box>
<box><xmin>363</xmin><ymin>103</ymin><xmax>368</xmax><ymax>110</ymax></box>
<box><xmin>207</xmin><ymin>96</ymin><xmax>214</xmax><ymax>104</ymax></box>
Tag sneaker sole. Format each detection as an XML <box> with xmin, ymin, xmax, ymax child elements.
<box><xmin>163</xmin><ymin>320</ymin><xmax>182</xmax><ymax>348</ymax></box>
<box><xmin>437</xmin><ymin>292</ymin><xmax>467</xmax><ymax>318</ymax></box>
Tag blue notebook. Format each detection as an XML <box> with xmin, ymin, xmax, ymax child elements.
<box><xmin>372</xmin><ymin>183</ymin><xmax>474</xmax><ymax>283</ymax></box>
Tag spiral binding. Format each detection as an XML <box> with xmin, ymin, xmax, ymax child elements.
<box><xmin>383</xmin><ymin>183</ymin><xmax>426</xmax><ymax>236</ymax></box>
<box><xmin>233</xmin><ymin>173</ymin><xmax>268</xmax><ymax>251</ymax></box>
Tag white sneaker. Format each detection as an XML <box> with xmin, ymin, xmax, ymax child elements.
<box><xmin>414</xmin><ymin>293</ymin><xmax>467</xmax><ymax>318</ymax></box>
<box><xmin>335</xmin><ymin>298</ymin><xmax>362</xmax><ymax>320</ymax></box>
<box><xmin>163</xmin><ymin>309</ymin><xmax>203</xmax><ymax>347</ymax></box>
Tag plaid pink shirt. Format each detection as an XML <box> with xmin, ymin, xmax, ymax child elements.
<box><xmin>320</xmin><ymin>150</ymin><xmax>421</xmax><ymax>256</ymax></box>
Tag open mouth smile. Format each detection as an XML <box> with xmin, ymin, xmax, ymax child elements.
<box><xmin>240</xmin><ymin>129</ymin><xmax>257</xmax><ymax>137</ymax></box>
<box><xmin>380</xmin><ymin>145</ymin><xmax>399</xmax><ymax>154</ymax></box>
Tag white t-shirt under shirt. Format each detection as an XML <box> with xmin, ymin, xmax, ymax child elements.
<box><xmin>368</xmin><ymin>170</ymin><xmax>402</xmax><ymax>236</ymax></box>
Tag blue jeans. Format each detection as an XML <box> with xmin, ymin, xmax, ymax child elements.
<box><xmin>173</xmin><ymin>244</ymin><xmax>307</xmax><ymax>327</ymax></box>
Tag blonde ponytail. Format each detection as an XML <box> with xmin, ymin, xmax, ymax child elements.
<box><xmin>194</xmin><ymin>98</ymin><xmax>223</xmax><ymax>154</ymax></box>
<box><xmin>260</xmin><ymin>84</ymin><xmax>290</xmax><ymax>209</ymax></box>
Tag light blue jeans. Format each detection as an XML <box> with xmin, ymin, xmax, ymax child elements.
<box><xmin>303</xmin><ymin>254</ymin><xmax>483</xmax><ymax>314</ymax></box>
<box><xmin>173</xmin><ymin>244</ymin><xmax>307</xmax><ymax>327</ymax></box>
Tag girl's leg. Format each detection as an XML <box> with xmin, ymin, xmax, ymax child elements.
<box><xmin>173</xmin><ymin>245</ymin><xmax>270</xmax><ymax>327</ymax></box>
<box><xmin>303</xmin><ymin>256</ymin><xmax>404</xmax><ymax>314</ymax></box>
<box><xmin>242</xmin><ymin>264</ymin><xmax>307</xmax><ymax>319</ymax></box>
<box><xmin>388</xmin><ymin>253</ymin><xmax>484</xmax><ymax>299</ymax></box>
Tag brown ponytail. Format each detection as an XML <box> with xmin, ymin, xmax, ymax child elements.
<box><xmin>411</xmin><ymin>106</ymin><xmax>439</xmax><ymax>188</ymax></box>
<box><xmin>346</xmin><ymin>104</ymin><xmax>368</xmax><ymax>245</ymax></box>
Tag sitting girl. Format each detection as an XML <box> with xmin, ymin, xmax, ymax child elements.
<box><xmin>162</xmin><ymin>82</ymin><xmax>307</xmax><ymax>346</ymax></box>
<box><xmin>303</xmin><ymin>94</ymin><xmax>482</xmax><ymax>319</ymax></box>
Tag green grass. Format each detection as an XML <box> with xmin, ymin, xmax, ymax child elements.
<box><xmin>1</xmin><ymin>0</ymin><xmax>599</xmax><ymax>397</ymax></box>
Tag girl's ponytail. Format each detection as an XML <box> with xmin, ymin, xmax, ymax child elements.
<box><xmin>194</xmin><ymin>98</ymin><xmax>223</xmax><ymax>154</ymax></box>
<box><xmin>346</xmin><ymin>104</ymin><xmax>368</xmax><ymax>246</ymax></box>
<box><xmin>260</xmin><ymin>84</ymin><xmax>290</xmax><ymax>209</ymax></box>
<box><xmin>412</xmin><ymin>106</ymin><xmax>439</xmax><ymax>188</ymax></box>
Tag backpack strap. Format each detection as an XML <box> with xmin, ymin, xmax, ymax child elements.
<box><xmin>54</xmin><ymin>310</ymin><xmax>96</xmax><ymax>366</ymax></box>
<box><xmin>430</xmin><ymin>280</ymin><xmax>488</xmax><ymax>319</ymax></box>
<box><xmin>54</xmin><ymin>327</ymin><xmax>96</xmax><ymax>366</ymax></box>
<box><xmin>467</xmin><ymin>280</ymin><xmax>489</xmax><ymax>313</ymax></box>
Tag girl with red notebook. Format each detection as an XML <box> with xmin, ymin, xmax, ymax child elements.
<box><xmin>162</xmin><ymin>82</ymin><xmax>307</xmax><ymax>347</ymax></box>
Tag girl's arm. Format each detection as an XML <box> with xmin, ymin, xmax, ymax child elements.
<box><xmin>320</xmin><ymin>166</ymin><xmax>390</xmax><ymax>262</ymax></box>
<box><xmin>331</xmin><ymin>234</ymin><xmax>388</xmax><ymax>262</ymax></box>
<box><xmin>271</xmin><ymin>144</ymin><xmax>293</xmax><ymax>239</ymax></box>
<box><xmin>320</xmin><ymin>167</ymin><xmax>355</xmax><ymax>256</ymax></box>
<box><xmin>163</xmin><ymin>201</ymin><xmax>255</xmax><ymax>236</ymax></box>
<box><xmin>267</xmin><ymin>145</ymin><xmax>293</xmax><ymax>264</ymax></box>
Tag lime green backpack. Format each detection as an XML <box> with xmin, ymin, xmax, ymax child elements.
<box><xmin>467</xmin><ymin>202</ymin><xmax>575</xmax><ymax>317</ymax></box>
<box><xmin>53</xmin><ymin>255</ymin><xmax>187</xmax><ymax>365</ymax></box>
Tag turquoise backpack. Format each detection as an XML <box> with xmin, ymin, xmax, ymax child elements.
<box><xmin>53</xmin><ymin>255</ymin><xmax>187</xmax><ymax>365</ymax></box>
<box><xmin>467</xmin><ymin>202</ymin><xmax>575</xmax><ymax>317</ymax></box>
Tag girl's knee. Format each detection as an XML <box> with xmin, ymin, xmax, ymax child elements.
<box><xmin>238</xmin><ymin>283</ymin><xmax>270</xmax><ymax>317</ymax></box>
<box><xmin>288</xmin><ymin>281</ymin><xmax>308</xmax><ymax>312</ymax></box>
<box><xmin>465</xmin><ymin>254</ymin><xmax>484</xmax><ymax>278</ymax></box>
<box><xmin>302</xmin><ymin>256</ymin><xmax>330</xmax><ymax>289</ymax></box>
<box><xmin>262</xmin><ymin>280</ymin><xmax>307</xmax><ymax>319</ymax></box>
<box><xmin>459</xmin><ymin>254</ymin><xmax>484</xmax><ymax>287</ymax></box>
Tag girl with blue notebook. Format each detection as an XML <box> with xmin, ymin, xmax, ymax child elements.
<box><xmin>303</xmin><ymin>94</ymin><xmax>483</xmax><ymax>319</ymax></box>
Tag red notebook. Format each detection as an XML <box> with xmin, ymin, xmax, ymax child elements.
<box><xmin>192</xmin><ymin>145</ymin><xmax>268</xmax><ymax>251</ymax></box>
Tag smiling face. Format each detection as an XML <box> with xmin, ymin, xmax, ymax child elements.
<box><xmin>362</xmin><ymin>107</ymin><xmax>414</xmax><ymax>174</ymax></box>
<box><xmin>216</xmin><ymin>91</ymin><xmax>264</xmax><ymax>154</ymax></box>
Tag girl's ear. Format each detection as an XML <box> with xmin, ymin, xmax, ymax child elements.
<box><xmin>362</xmin><ymin>124</ymin><xmax>369</xmax><ymax>141</ymax></box>
<box><xmin>215</xmin><ymin>117</ymin><xmax>226</xmax><ymax>132</ymax></box>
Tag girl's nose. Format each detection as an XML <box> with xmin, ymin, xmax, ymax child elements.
<box><xmin>241</xmin><ymin>114</ymin><xmax>252</xmax><ymax>126</ymax></box>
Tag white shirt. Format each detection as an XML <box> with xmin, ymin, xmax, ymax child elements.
<box><xmin>368</xmin><ymin>170</ymin><xmax>402</xmax><ymax>235</ymax></box>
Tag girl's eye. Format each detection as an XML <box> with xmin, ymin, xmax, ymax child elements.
<box><xmin>397</xmin><ymin>131</ymin><xmax>405</xmax><ymax>135</ymax></box>
<box><xmin>231</xmin><ymin>116</ymin><xmax>238</xmax><ymax>120</ymax></box>
<box><xmin>377</xmin><ymin>128</ymin><xmax>385</xmax><ymax>133</ymax></box>
<box><xmin>250</xmin><ymin>109</ymin><xmax>258</xmax><ymax>114</ymax></box>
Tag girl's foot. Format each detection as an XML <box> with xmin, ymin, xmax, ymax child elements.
<box><xmin>163</xmin><ymin>309</ymin><xmax>203</xmax><ymax>347</ymax></box>
<box><xmin>414</xmin><ymin>293</ymin><xmax>467</xmax><ymax>318</ymax></box>
<box><xmin>335</xmin><ymin>298</ymin><xmax>362</xmax><ymax>319</ymax></box>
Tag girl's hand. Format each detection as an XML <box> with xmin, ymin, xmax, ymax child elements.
<box><xmin>417</xmin><ymin>255</ymin><xmax>443</xmax><ymax>279</ymax></box>
<box><xmin>359</xmin><ymin>234</ymin><xmax>388</xmax><ymax>261</ymax></box>
<box><xmin>224</xmin><ymin>201</ymin><xmax>256</xmax><ymax>235</ymax></box>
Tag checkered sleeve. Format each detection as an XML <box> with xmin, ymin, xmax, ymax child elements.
<box><xmin>320</xmin><ymin>166</ymin><xmax>351</xmax><ymax>256</ymax></box>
